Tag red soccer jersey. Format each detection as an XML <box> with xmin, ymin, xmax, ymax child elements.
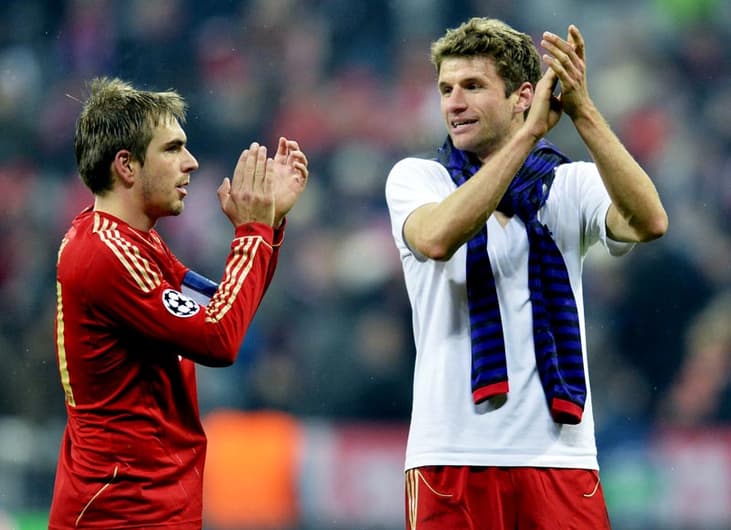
<box><xmin>49</xmin><ymin>208</ymin><xmax>281</xmax><ymax>529</ymax></box>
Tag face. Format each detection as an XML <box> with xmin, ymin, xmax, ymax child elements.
<box><xmin>137</xmin><ymin>118</ymin><xmax>199</xmax><ymax>221</ymax></box>
<box><xmin>438</xmin><ymin>56</ymin><xmax>523</xmax><ymax>161</ymax></box>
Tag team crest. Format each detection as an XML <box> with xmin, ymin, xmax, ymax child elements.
<box><xmin>162</xmin><ymin>289</ymin><xmax>200</xmax><ymax>318</ymax></box>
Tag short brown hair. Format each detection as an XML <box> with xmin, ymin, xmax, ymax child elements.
<box><xmin>74</xmin><ymin>77</ymin><xmax>188</xmax><ymax>194</ymax></box>
<box><xmin>430</xmin><ymin>17</ymin><xmax>541</xmax><ymax>96</ymax></box>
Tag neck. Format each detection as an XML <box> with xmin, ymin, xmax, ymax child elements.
<box><xmin>94</xmin><ymin>193</ymin><xmax>155</xmax><ymax>232</ymax></box>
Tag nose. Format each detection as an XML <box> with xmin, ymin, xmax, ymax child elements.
<box><xmin>184</xmin><ymin>148</ymin><xmax>199</xmax><ymax>172</ymax></box>
<box><xmin>444</xmin><ymin>87</ymin><xmax>467</xmax><ymax>112</ymax></box>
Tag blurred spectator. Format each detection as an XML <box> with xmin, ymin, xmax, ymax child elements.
<box><xmin>659</xmin><ymin>290</ymin><xmax>731</xmax><ymax>426</ymax></box>
<box><xmin>613</xmin><ymin>244</ymin><xmax>715</xmax><ymax>417</ymax></box>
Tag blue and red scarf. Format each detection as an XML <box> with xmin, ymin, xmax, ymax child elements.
<box><xmin>436</xmin><ymin>137</ymin><xmax>586</xmax><ymax>424</ymax></box>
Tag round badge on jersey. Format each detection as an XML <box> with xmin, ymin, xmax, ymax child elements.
<box><xmin>162</xmin><ymin>289</ymin><xmax>200</xmax><ymax>318</ymax></box>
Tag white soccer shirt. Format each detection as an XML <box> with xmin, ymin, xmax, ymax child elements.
<box><xmin>386</xmin><ymin>157</ymin><xmax>633</xmax><ymax>471</ymax></box>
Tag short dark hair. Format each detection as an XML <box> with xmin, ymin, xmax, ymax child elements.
<box><xmin>430</xmin><ymin>17</ymin><xmax>541</xmax><ymax>96</ymax></box>
<box><xmin>74</xmin><ymin>77</ymin><xmax>188</xmax><ymax>194</ymax></box>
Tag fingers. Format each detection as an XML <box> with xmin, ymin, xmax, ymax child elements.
<box><xmin>274</xmin><ymin>137</ymin><xmax>309</xmax><ymax>180</ymax></box>
<box><xmin>536</xmin><ymin>66</ymin><xmax>559</xmax><ymax>92</ymax></box>
<box><xmin>568</xmin><ymin>25</ymin><xmax>585</xmax><ymax>60</ymax></box>
<box><xmin>253</xmin><ymin>143</ymin><xmax>268</xmax><ymax>193</ymax></box>
<box><xmin>293</xmin><ymin>161</ymin><xmax>309</xmax><ymax>180</ymax></box>
<box><xmin>264</xmin><ymin>157</ymin><xmax>274</xmax><ymax>195</ymax></box>
<box><xmin>274</xmin><ymin>136</ymin><xmax>304</xmax><ymax>159</ymax></box>
<box><xmin>231</xmin><ymin>146</ymin><xmax>250</xmax><ymax>192</ymax></box>
<box><xmin>279</xmin><ymin>137</ymin><xmax>305</xmax><ymax>161</ymax></box>
<box><xmin>542</xmin><ymin>28</ymin><xmax>579</xmax><ymax>58</ymax></box>
<box><xmin>217</xmin><ymin>177</ymin><xmax>231</xmax><ymax>206</ymax></box>
<box><xmin>274</xmin><ymin>136</ymin><xmax>288</xmax><ymax>163</ymax></box>
<box><xmin>541</xmin><ymin>32</ymin><xmax>573</xmax><ymax>72</ymax></box>
<box><xmin>290</xmin><ymin>151</ymin><xmax>309</xmax><ymax>177</ymax></box>
<box><xmin>541</xmin><ymin>28</ymin><xmax>586</xmax><ymax>89</ymax></box>
<box><xmin>284</xmin><ymin>138</ymin><xmax>301</xmax><ymax>152</ymax></box>
<box><xmin>543</xmin><ymin>25</ymin><xmax>583</xmax><ymax>53</ymax></box>
<box><xmin>539</xmin><ymin>26</ymin><xmax>591</xmax><ymax>121</ymax></box>
<box><xmin>223</xmin><ymin>141</ymin><xmax>277</xmax><ymax>226</ymax></box>
<box><xmin>217</xmin><ymin>177</ymin><xmax>231</xmax><ymax>196</ymax></box>
<box><xmin>530</xmin><ymin>67</ymin><xmax>563</xmax><ymax>126</ymax></box>
<box><xmin>234</xmin><ymin>138</ymin><xmax>308</xmax><ymax>188</ymax></box>
<box><xmin>232</xmin><ymin>142</ymin><xmax>268</xmax><ymax>194</ymax></box>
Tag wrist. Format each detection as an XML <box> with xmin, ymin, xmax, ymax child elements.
<box><xmin>510</xmin><ymin>128</ymin><xmax>542</xmax><ymax>153</ymax></box>
<box><xmin>272</xmin><ymin>217</ymin><xmax>286</xmax><ymax>247</ymax></box>
<box><xmin>568</xmin><ymin>100</ymin><xmax>600</xmax><ymax>126</ymax></box>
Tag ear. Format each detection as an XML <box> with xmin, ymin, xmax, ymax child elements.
<box><xmin>112</xmin><ymin>150</ymin><xmax>136</xmax><ymax>188</ymax></box>
<box><xmin>513</xmin><ymin>81</ymin><xmax>534</xmax><ymax>115</ymax></box>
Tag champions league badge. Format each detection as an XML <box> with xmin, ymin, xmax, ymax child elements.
<box><xmin>162</xmin><ymin>289</ymin><xmax>200</xmax><ymax>318</ymax></box>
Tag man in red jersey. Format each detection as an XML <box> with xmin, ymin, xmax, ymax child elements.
<box><xmin>49</xmin><ymin>77</ymin><xmax>309</xmax><ymax>529</ymax></box>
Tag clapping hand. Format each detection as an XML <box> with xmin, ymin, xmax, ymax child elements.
<box><xmin>540</xmin><ymin>24</ymin><xmax>592</xmax><ymax>121</ymax></box>
<box><xmin>523</xmin><ymin>24</ymin><xmax>592</xmax><ymax>141</ymax></box>
<box><xmin>271</xmin><ymin>136</ymin><xmax>309</xmax><ymax>227</ymax></box>
<box><xmin>217</xmin><ymin>142</ymin><xmax>275</xmax><ymax>228</ymax></box>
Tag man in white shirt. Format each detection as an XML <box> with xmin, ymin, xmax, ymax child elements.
<box><xmin>386</xmin><ymin>17</ymin><xmax>667</xmax><ymax>530</ymax></box>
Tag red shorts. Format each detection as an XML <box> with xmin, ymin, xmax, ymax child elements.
<box><xmin>405</xmin><ymin>466</ymin><xmax>611</xmax><ymax>530</ymax></box>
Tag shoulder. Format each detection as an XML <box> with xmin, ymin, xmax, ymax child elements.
<box><xmin>386</xmin><ymin>156</ymin><xmax>450</xmax><ymax>193</ymax></box>
<box><xmin>59</xmin><ymin>210</ymin><xmax>113</xmax><ymax>263</ymax></box>
<box><xmin>554</xmin><ymin>160</ymin><xmax>598</xmax><ymax>182</ymax></box>
<box><xmin>84</xmin><ymin>213</ymin><xmax>167</xmax><ymax>294</ymax></box>
<box><xmin>388</xmin><ymin>156</ymin><xmax>444</xmax><ymax>177</ymax></box>
<box><xmin>550</xmin><ymin>161</ymin><xmax>603</xmax><ymax>202</ymax></box>
<box><xmin>543</xmin><ymin>161</ymin><xmax>605</xmax><ymax>228</ymax></box>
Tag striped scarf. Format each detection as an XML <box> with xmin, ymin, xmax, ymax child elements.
<box><xmin>436</xmin><ymin>137</ymin><xmax>586</xmax><ymax>424</ymax></box>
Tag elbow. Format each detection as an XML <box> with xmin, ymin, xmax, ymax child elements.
<box><xmin>404</xmin><ymin>209</ymin><xmax>460</xmax><ymax>261</ymax></box>
<box><xmin>190</xmin><ymin>346</ymin><xmax>238</xmax><ymax>367</ymax></box>
<box><xmin>215</xmin><ymin>347</ymin><xmax>238</xmax><ymax>367</ymax></box>
<box><xmin>213</xmin><ymin>355</ymin><xmax>236</xmax><ymax>368</ymax></box>
<box><xmin>196</xmin><ymin>355</ymin><xmax>235</xmax><ymax>368</ymax></box>
<box><xmin>422</xmin><ymin>246</ymin><xmax>452</xmax><ymax>261</ymax></box>
<box><xmin>416</xmin><ymin>238</ymin><xmax>456</xmax><ymax>261</ymax></box>
<box><xmin>637</xmin><ymin>210</ymin><xmax>669</xmax><ymax>242</ymax></box>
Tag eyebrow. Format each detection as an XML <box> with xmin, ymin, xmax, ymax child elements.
<box><xmin>438</xmin><ymin>76</ymin><xmax>484</xmax><ymax>90</ymax></box>
<box><xmin>161</xmin><ymin>138</ymin><xmax>186</xmax><ymax>149</ymax></box>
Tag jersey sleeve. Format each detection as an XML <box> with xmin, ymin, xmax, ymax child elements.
<box><xmin>385</xmin><ymin>157</ymin><xmax>451</xmax><ymax>260</ymax></box>
<box><xmin>559</xmin><ymin>161</ymin><xmax>635</xmax><ymax>257</ymax></box>
<box><xmin>84</xmin><ymin>222</ymin><xmax>279</xmax><ymax>366</ymax></box>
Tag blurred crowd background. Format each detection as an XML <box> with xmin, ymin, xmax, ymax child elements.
<box><xmin>0</xmin><ymin>0</ymin><xmax>730</xmax><ymax>529</ymax></box>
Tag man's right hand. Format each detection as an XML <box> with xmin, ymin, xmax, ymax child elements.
<box><xmin>217</xmin><ymin>142</ymin><xmax>276</xmax><ymax>228</ymax></box>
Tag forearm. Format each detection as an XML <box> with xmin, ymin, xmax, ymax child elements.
<box><xmin>572</xmin><ymin>104</ymin><xmax>667</xmax><ymax>241</ymax></box>
<box><xmin>195</xmin><ymin>223</ymin><xmax>276</xmax><ymax>366</ymax></box>
<box><xmin>263</xmin><ymin>222</ymin><xmax>285</xmax><ymax>290</ymax></box>
<box><xmin>407</xmin><ymin>132</ymin><xmax>538</xmax><ymax>260</ymax></box>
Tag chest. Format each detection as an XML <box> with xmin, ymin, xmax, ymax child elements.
<box><xmin>485</xmin><ymin>215</ymin><xmax>530</xmax><ymax>279</ymax></box>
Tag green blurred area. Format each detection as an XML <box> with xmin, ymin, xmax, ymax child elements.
<box><xmin>8</xmin><ymin>512</ymin><xmax>47</xmax><ymax>530</ymax></box>
<box><xmin>655</xmin><ymin>0</ymin><xmax>723</xmax><ymax>23</ymax></box>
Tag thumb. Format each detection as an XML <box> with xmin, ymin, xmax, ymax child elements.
<box><xmin>535</xmin><ymin>67</ymin><xmax>558</xmax><ymax>98</ymax></box>
<box><xmin>217</xmin><ymin>177</ymin><xmax>231</xmax><ymax>203</ymax></box>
